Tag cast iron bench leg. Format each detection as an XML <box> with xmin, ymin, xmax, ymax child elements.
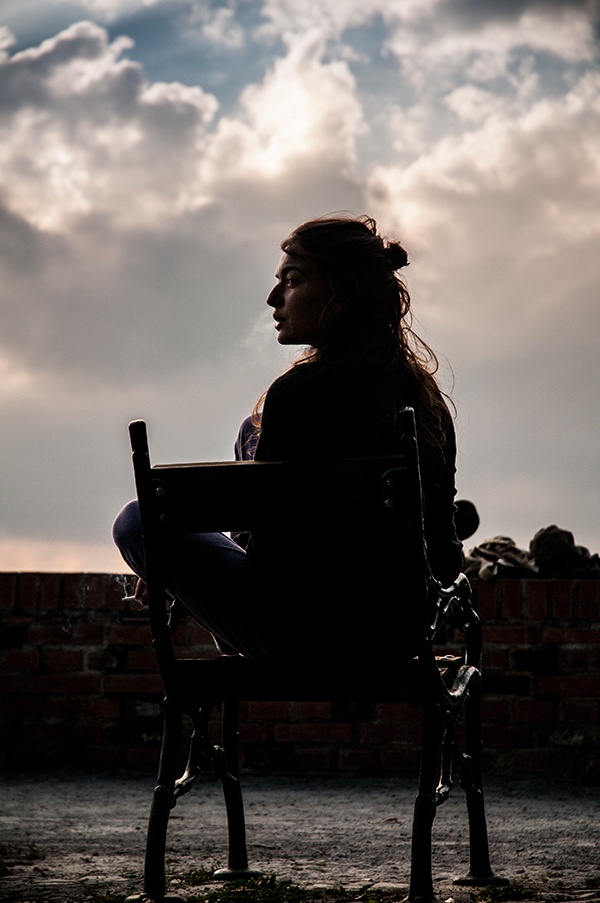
<box><xmin>213</xmin><ymin>699</ymin><xmax>261</xmax><ymax>880</ymax></box>
<box><xmin>454</xmin><ymin>684</ymin><xmax>508</xmax><ymax>889</ymax></box>
<box><xmin>409</xmin><ymin>701</ymin><xmax>444</xmax><ymax>903</ymax></box>
<box><xmin>126</xmin><ymin>694</ymin><xmax>184</xmax><ymax>903</ymax></box>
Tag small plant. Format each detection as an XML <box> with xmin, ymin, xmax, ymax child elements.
<box><xmin>476</xmin><ymin>881</ymin><xmax>536</xmax><ymax>903</ymax></box>
<box><xmin>178</xmin><ymin>865</ymin><xmax>219</xmax><ymax>886</ymax></box>
<box><xmin>182</xmin><ymin>876</ymin><xmax>403</xmax><ymax>903</ymax></box>
<box><xmin>349</xmin><ymin>888</ymin><xmax>399</xmax><ymax>903</ymax></box>
<box><xmin>200</xmin><ymin>875</ymin><xmax>313</xmax><ymax>902</ymax></box>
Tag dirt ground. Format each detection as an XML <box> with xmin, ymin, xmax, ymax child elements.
<box><xmin>1</xmin><ymin>771</ymin><xmax>600</xmax><ymax>903</ymax></box>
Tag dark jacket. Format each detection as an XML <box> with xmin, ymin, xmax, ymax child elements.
<box><xmin>250</xmin><ymin>360</ymin><xmax>461</xmax><ymax>593</ymax></box>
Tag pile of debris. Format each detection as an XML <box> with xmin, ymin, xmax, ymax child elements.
<box><xmin>463</xmin><ymin>524</ymin><xmax>600</xmax><ymax>581</ymax></box>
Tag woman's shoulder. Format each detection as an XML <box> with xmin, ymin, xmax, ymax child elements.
<box><xmin>264</xmin><ymin>362</ymin><xmax>328</xmax><ymax>402</ymax></box>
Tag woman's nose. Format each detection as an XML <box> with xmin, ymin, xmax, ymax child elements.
<box><xmin>266</xmin><ymin>285</ymin><xmax>281</xmax><ymax>308</ymax></box>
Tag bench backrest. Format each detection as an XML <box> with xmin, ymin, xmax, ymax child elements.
<box><xmin>128</xmin><ymin>407</ymin><xmax>433</xmax><ymax>668</ymax></box>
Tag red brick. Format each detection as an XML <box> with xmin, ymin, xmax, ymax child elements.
<box><xmin>4</xmin><ymin>649</ymin><xmax>40</xmax><ymax>671</ymax></box>
<box><xmin>44</xmin><ymin>649</ymin><xmax>84</xmax><ymax>671</ymax></box>
<box><xmin>28</xmin><ymin>622</ymin><xmax>103</xmax><ymax>645</ymax></box>
<box><xmin>25</xmin><ymin>721</ymin><xmax>103</xmax><ymax>746</ymax></box>
<box><xmin>514</xmin><ymin>700</ymin><xmax>555</xmax><ymax>722</ymax></box>
<box><xmin>127</xmin><ymin>650</ymin><xmax>158</xmax><ymax>671</ymax></box>
<box><xmin>24</xmin><ymin>673</ymin><xmax>102</xmax><ymax>695</ymax></box>
<box><xmin>2</xmin><ymin>571</ymin><xmax>598</xmax><ymax>777</ymax></box>
<box><xmin>559</xmin><ymin>646</ymin><xmax>600</xmax><ymax>674</ymax></box>
<box><xmin>290</xmin><ymin>701</ymin><xmax>332</xmax><ymax>720</ymax></box>
<box><xmin>525</xmin><ymin>581</ymin><xmax>548</xmax><ymax>621</ymax></box>
<box><xmin>498</xmin><ymin>580</ymin><xmax>525</xmax><ymax>620</ymax></box>
<box><xmin>552</xmin><ymin>579</ymin><xmax>575</xmax><ymax>620</ymax></box>
<box><xmin>239</xmin><ymin>722</ymin><xmax>270</xmax><ymax>743</ymax></box>
<box><xmin>578</xmin><ymin>581</ymin><xmax>600</xmax><ymax>621</ymax></box>
<box><xmin>63</xmin><ymin>573</ymin><xmax>85</xmax><ymax>610</ymax></box>
<box><xmin>83</xmin><ymin>574</ymin><xmax>110</xmax><ymax>611</ymax></box>
<box><xmin>86</xmin><ymin>649</ymin><xmax>119</xmax><ymax>671</ymax></box>
<box><xmin>80</xmin><ymin>574</ymin><xmax>107</xmax><ymax>610</ymax></box>
<box><xmin>170</xmin><ymin>640</ymin><xmax>216</xmax><ymax>658</ymax></box>
<box><xmin>338</xmin><ymin>747</ymin><xmax>377</xmax><ymax>770</ymax></box>
<box><xmin>105</xmin><ymin>624</ymin><xmax>152</xmax><ymax>646</ymax></box>
<box><xmin>359</xmin><ymin>722</ymin><xmax>405</xmax><ymax>745</ymax></box>
<box><xmin>293</xmin><ymin>747</ymin><xmax>334</xmax><ymax>770</ymax></box>
<box><xmin>483</xmin><ymin>625</ymin><xmax>538</xmax><ymax>644</ymax></box>
<box><xmin>1</xmin><ymin>612</ymin><xmax>33</xmax><ymax>627</ymax></box>
<box><xmin>274</xmin><ymin>723</ymin><xmax>352</xmax><ymax>744</ymax></box>
<box><xmin>44</xmin><ymin>697</ymin><xmax>82</xmax><ymax>721</ymax></box>
<box><xmin>1</xmin><ymin>695</ymin><xmax>38</xmax><ymax>721</ymax></box>
<box><xmin>559</xmin><ymin>698</ymin><xmax>598</xmax><ymax>724</ymax></box>
<box><xmin>82</xmin><ymin>697</ymin><xmax>121</xmax><ymax>719</ymax></box>
<box><xmin>38</xmin><ymin>573</ymin><xmax>64</xmax><ymax>612</ymax></box>
<box><xmin>535</xmin><ymin>674</ymin><xmax>600</xmax><ymax>697</ymax></box>
<box><xmin>472</xmin><ymin>580</ymin><xmax>497</xmax><ymax>619</ymax></box>
<box><xmin>482</xmin><ymin>647</ymin><xmax>510</xmax><ymax>670</ymax></box>
<box><xmin>0</xmin><ymin>674</ymin><xmax>21</xmax><ymax>693</ymax></box>
<box><xmin>380</xmin><ymin>746</ymin><xmax>419</xmax><ymax>772</ymax></box>
<box><xmin>103</xmin><ymin>673</ymin><xmax>162</xmax><ymax>695</ymax></box>
<box><xmin>378</xmin><ymin>702</ymin><xmax>418</xmax><ymax>723</ymax></box>
<box><xmin>481</xmin><ymin>698</ymin><xmax>512</xmax><ymax>722</ymax></box>
<box><xmin>16</xmin><ymin>573</ymin><xmax>41</xmax><ymax>613</ymax></box>
<box><xmin>0</xmin><ymin>572</ymin><xmax>18</xmax><ymax>609</ymax></box>
<box><xmin>542</xmin><ymin>627</ymin><xmax>599</xmax><ymax>644</ymax></box>
<box><xmin>247</xmin><ymin>700</ymin><xmax>290</xmax><ymax>720</ymax></box>
<box><xmin>483</xmin><ymin>722</ymin><xmax>535</xmax><ymax>748</ymax></box>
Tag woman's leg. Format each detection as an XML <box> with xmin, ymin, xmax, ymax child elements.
<box><xmin>112</xmin><ymin>500</ymin><xmax>146</xmax><ymax>579</ymax></box>
<box><xmin>112</xmin><ymin>500</ymin><xmax>268</xmax><ymax>660</ymax></box>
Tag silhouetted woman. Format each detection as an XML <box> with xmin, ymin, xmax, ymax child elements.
<box><xmin>113</xmin><ymin>215</ymin><xmax>461</xmax><ymax>663</ymax></box>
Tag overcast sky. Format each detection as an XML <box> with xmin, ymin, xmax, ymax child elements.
<box><xmin>0</xmin><ymin>0</ymin><xmax>598</xmax><ymax>573</ymax></box>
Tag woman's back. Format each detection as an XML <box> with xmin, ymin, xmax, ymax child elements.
<box><xmin>249</xmin><ymin>360</ymin><xmax>462</xmax><ymax>638</ymax></box>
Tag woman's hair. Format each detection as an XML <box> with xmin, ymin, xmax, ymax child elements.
<box><xmin>279</xmin><ymin>214</ymin><xmax>452</xmax><ymax>444</ymax></box>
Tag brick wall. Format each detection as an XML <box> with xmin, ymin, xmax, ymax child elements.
<box><xmin>0</xmin><ymin>573</ymin><xmax>598</xmax><ymax>779</ymax></box>
<box><xmin>471</xmin><ymin>578</ymin><xmax>600</xmax><ymax>778</ymax></box>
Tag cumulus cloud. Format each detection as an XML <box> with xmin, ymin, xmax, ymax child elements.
<box><xmin>185</xmin><ymin>3</ymin><xmax>245</xmax><ymax>49</ymax></box>
<box><xmin>365</xmin><ymin>58</ymin><xmax>600</xmax><ymax>545</ymax></box>
<box><xmin>224</xmin><ymin>29</ymin><xmax>364</xmax><ymax>177</ymax></box>
<box><xmin>0</xmin><ymin>12</ymin><xmax>370</xmax><ymax>567</ymax></box>
<box><xmin>0</xmin><ymin>21</ymin><xmax>218</xmax><ymax>230</ymax></box>
<box><xmin>0</xmin><ymin>17</ymin><xmax>368</xmax><ymax>394</ymax></box>
<box><xmin>369</xmin><ymin>68</ymin><xmax>600</xmax><ymax>337</ymax></box>
<box><xmin>0</xmin><ymin>29</ymin><xmax>256</xmax><ymax>390</ymax></box>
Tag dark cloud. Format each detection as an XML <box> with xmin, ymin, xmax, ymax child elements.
<box><xmin>0</xmin><ymin>20</ymin><xmax>122</xmax><ymax>112</ymax></box>
<box><xmin>0</xmin><ymin>206</ymin><xmax>269</xmax><ymax>385</ymax></box>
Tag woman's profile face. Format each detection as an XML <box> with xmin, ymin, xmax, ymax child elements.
<box><xmin>266</xmin><ymin>246</ymin><xmax>331</xmax><ymax>346</ymax></box>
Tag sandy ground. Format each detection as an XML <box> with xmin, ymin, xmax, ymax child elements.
<box><xmin>1</xmin><ymin>771</ymin><xmax>600</xmax><ymax>902</ymax></box>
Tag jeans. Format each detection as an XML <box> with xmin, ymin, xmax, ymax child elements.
<box><xmin>112</xmin><ymin>500</ymin><xmax>270</xmax><ymax>660</ymax></box>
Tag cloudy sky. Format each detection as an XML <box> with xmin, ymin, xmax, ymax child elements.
<box><xmin>0</xmin><ymin>0</ymin><xmax>598</xmax><ymax>574</ymax></box>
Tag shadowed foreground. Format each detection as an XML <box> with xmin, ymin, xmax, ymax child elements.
<box><xmin>1</xmin><ymin>772</ymin><xmax>600</xmax><ymax>902</ymax></box>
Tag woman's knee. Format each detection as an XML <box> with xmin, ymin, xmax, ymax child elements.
<box><xmin>112</xmin><ymin>500</ymin><xmax>146</xmax><ymax>577</ymax></box>
<box><xmin>112</xmin><ymin>499</ymin><xmax>141</xmax><ymax>548</ymax></box>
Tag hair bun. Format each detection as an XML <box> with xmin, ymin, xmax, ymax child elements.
<box><xmin>385</xmin><ymin>241</ymin><xmax>409</xmax><ymax>270</ymax></box>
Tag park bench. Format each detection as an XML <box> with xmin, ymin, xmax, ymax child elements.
<box><xmin>123</xmin><ymin>408</ymin><xmax>503</xmax><ymax>903</ymax></box>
